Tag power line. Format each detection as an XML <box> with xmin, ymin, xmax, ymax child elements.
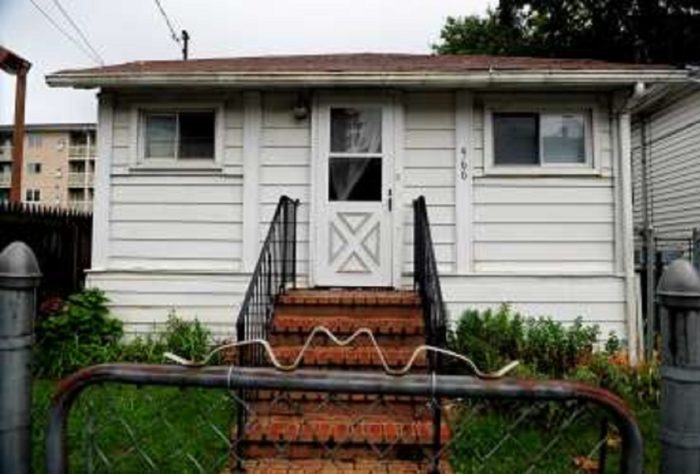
<box><xmin>51</xmin><ymin>0</ymin><xmax>104</xmax><ymax>65</ymax></box>
<box><xmin>28</xmin><ymin>0</ymin><xmax>103</xmax><ymax>65</ymax></box>
<box><xmin>153</xmin><ymin>0</ymin><xmax>181</xmax><ymax>46</ymax></box>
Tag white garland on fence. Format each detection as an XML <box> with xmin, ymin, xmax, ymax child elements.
<box><xmin>164</xmin><ymin>326</ymin><xmax>519</xmax><ymax>379</ymax></box>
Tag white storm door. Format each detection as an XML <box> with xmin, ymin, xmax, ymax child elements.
<box><xmin>315</xmin><ymin>104</ymin><xmax>394</xmax><ymax>287</ymax></box>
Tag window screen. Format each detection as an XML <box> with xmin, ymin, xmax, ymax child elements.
<box><xmin>541</xmin><ymin>114</ymin><xmax>586</xmax><ymax>164</ymax></box>
<box><xmin>145</xmin><ymin>114</ymin><xmax>177</xmax><ymax>158</ymax></box>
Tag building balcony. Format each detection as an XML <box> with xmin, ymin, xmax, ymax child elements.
<box><xmin>68</xmin><ymin>145</ymin><xmax>96</xmax><ymax>158</ymax></box>
<box><xmin>67</xmin><ymin>172</ymin><xmax>94</xmax><ymax>188</ymax></box>
<box><xmin>68</xmin><ymin>200</ymin><xmax>93</xmax><ymax>212</ymax></box>
<box><xmin>0</xmin><ymin>146</ymin><xmax>12</xmax><ymax>161</ymax></box>
<box><xmin>0</xmin><ymin>173</ymin><xmax>10</xmax><ymax>187</ymax></box>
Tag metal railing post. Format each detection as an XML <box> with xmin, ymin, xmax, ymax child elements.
<box><xmin>0</xmin><ymin>242</ymin><xmax>41</xmax><ymax>474</ymax></box>
<box><xmin>692</xmin><ymin>228</ymin><xmax>700</xmax><ymax>272</ymax></box>
<box><xmin>657</xmin><ymin>259</ymin><xmax>700</xmax><ymax>473</ymax></box>
<box><xmin>644</xmin><ymin>226</ymin><xmax>656</xmax><ymax>360</ymax></box>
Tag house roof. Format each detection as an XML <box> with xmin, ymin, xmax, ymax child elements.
<box><xmin>46</xmin><ymin>53</ymin><xmax>688</xmax><ymax>89</ymax></box>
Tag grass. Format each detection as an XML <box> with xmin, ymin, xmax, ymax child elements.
<box><xmin>32</xmin><ymin>380</ymin><xmax>233</xmax><ymax>473</ymax></box>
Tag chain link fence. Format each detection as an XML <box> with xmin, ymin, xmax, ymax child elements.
<box><xmin>44</xmin><ymin>364</ymin><xmax>643</xmax><ymax>473</ymax></box>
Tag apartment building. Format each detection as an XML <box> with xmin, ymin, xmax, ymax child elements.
<box><xmin>0</xmin><ymin>123</ymin><xmax>96</xmax><ymax>211</ymax></box>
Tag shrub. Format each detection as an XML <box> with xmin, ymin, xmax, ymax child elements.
<box><xmin>449</xmin><ymin>305</ymin><xmax>599</xmax><ymax>377</ymax></box>
<box><xmin>34</xmin><ymin>288</ymin><xmax>123</xmax><ymax>377</ymax></box>
<box><xmin>34</xmin><ymin>290</ymin><xmax>218</xmax><ymax>376</ymax></box>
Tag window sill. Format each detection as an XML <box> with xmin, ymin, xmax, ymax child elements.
<box><xmin>128</xmin><ymin>162</ymin><xmax>224</xmax><ymax>175</ymax></box>
<box><xmin>483</xmin><ymin>166</ymin><xmax>601</xmax><ymax>177</ymax></box>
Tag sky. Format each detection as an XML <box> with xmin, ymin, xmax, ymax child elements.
<box><xmin>0</xmin><ymin>0</ymin><xmax>492</xmax><ymax>124</ymax></box>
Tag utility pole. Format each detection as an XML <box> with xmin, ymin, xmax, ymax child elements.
<box><xmin>181</xmin><ymin>30</ymin><xmax>189</xmax><ymax>60</ymax></box>
<box><xmin>0</xmin><ymin>47</ymin><xmax>31</xmax><ymax>204</ymax></box>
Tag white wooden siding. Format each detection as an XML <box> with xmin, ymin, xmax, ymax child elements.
<box><xmin>88</xmin><ymin>88</ymin><xmax>628</xmax><ymax>341</ymax></box>
<box><xmin>106</xmin><ymin>95</ymin><xmax>245</xmax><ymax>273</ymax></box>
<box><xmin>632</xmin><ymin>89</ymin><xmax>700</xmax><ymax>238</ymax></box>
<box><xmin>401</xmin><ymin>92</ymin><xmax>457</xmax><ymax>274</ymax></box>
<box><xmin>469</xmin><ymin>94</ymin><xmax>616</xmax><ymax>274</ymax></box>
<box><xmin>258</xmin><ymin>92</ymin><xmax>312</xmax><ymax>277</ymax></box>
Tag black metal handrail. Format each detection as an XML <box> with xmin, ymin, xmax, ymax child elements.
<box><xmin>413</xmin><ymin>196</ymin><xmax>448</xmax><ymax>372</ymax></box>
<box><xmin>235</xmin><ymin>195</ymin><xmax>299</xmax><ymax>366</ymax></box>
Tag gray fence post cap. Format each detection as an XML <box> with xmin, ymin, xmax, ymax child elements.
<box><xmin>0</xmin><ymin>242</ymin><xmax>41</xmax><ymax>289</ymax></box>
<box><xmin>657</xmin><ymin>259</ymin><xmax>700</xmax><ymax>309</ymax></box>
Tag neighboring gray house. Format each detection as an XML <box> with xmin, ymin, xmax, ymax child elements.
<box><xmin>632</xmin><ymin>78</ymin><xmax>700</xmax><ymax>246</ymax></box>
<box><xmin>47</xmin><ymin>53</ymin><xmax>687</xmax><ymax>361</ymax></box>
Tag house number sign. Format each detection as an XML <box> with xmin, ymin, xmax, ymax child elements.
<box><xmin>459</xmin><ymin>146</ymin><xmax>468</xmax><ymax>180</ymax></box>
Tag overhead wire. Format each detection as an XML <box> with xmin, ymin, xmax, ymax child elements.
<box><xmin>28</xmin><ymin>0</ymin><xmax>103</xmax><ymax>65</ymax></box>
<box><xmin>51</xmin><ymin>0</ymin><xmax>104</xmax><ymax>65</ymax></box>
<box><xmin>153</xmin><ymin>0</ymin><xmax>181</xmax><ymax>46</ymax></box>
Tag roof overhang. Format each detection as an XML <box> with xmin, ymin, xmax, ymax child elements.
<box><xmin>46</xmin><ymin>69</ymin><xmax>690</xmax><ymax>90</ymax></box>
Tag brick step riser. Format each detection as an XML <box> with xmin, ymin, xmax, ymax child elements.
<box><xmin>248</xmin><ymin>402</ymin><xmax>430</xmax><ymax>418</ymax></box>
<box><xmin>268</xmin><ymin>333</ymin><xmax>425</xmax><ymax>347</ymax></box>
<box><xmin>277</xmin><ymin>290</ymin><xmax>420</xmax><ymax>307</ymax></box>
<box><xmin>239</xmin><ymin>459</ymin><xmax>449</xmax><ymax>474</ymax></box>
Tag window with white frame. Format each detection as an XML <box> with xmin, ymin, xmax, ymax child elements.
<box><xmin>27</xmin><ymin>162</ymin><xmax>42</xmax><ymax>174</ymax></box>
<box><xmin>492</xmin><ymin>112</ymin><xmax>590</xmax><ymax>167</ymax></box>
<box><xmin>142</xmin><ymin>110</ymin><xmax>216</xmax><ymax>160</ymax></box>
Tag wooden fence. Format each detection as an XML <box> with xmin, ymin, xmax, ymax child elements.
<box><xmin>0</xmin><ymin>202</ymin><xmax>92</xmax><ymax>302</ymax></box>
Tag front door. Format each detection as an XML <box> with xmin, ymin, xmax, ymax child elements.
<box><xmin>314</xmin><ymin>101</ymin><xmax>394</xmax><ymax>287</ymax></box>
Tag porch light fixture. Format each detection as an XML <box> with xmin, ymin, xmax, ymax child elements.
<box><xmin>292</xmin><ymin>93</ymin><xmax>310</xmax><ymax>120</ymax></box>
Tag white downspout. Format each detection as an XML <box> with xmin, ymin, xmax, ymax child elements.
<box><xmin>615</xmin><ymin>91</ymin><xmax>642</xmax><ymax>364</ymax></box>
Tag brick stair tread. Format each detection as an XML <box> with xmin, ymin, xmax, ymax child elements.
<box><xmin>240</xmin><ymin>413</ymin><xmax>450</xmax><ymax>445</ymax></box>
<box><xmin>271</xmin><ymin>314</ymin><xmax>424</xmax><ymax>336</ymax></box>
<box><xmin>271</xmin><ymin>345</ymin><xmax>426</xmax><ymax>368</ymax></box>
<box><xmin>278</xmin><ymin>290</ymin><xmax>420</xmax><ymax>307</ymax></box>
<box><xmin>238</xmin><ymin>458</ymin><xmax>451</xmax><ymax>473</ymax></box>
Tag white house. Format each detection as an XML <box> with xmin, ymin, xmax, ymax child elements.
<box><xmin>47</xmin><ymin>53</ymin><xmax>686</xmax><ymax>360</ymax></box>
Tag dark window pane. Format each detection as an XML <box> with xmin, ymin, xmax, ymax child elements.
<box><xmin>179</xmin><ymin>111</ymin><xmax>215</xmax><ymax>159</ymax></box>
<box><xmin>145</xmin><ymin>114</ymin><xmax>176</xmax><ymax>158</ymax></box>
<box><xmin>493</xmin><ymin>113</ymin><xmax>539</xmax><ymax>165</ymax></box>
<box><xmin>331</xmin><ymin>108</ymin><xmax>382</xmax><ymax>153</ymax></box>
<box><xmin>329</xmin><ymin>157</ymin><xmax>381</xmax><ymax>201</ymax></box>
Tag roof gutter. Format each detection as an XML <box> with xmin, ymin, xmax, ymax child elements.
<box><xmin>46</xmin><ymin>69</ymin><xmax>689</xmax><ymax>89</ymax></box>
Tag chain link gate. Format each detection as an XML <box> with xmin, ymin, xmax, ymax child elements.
<box><xmin>45</xmin><ymin>364</ymin><xmax>643</xmax><ymax>473</ymax></box>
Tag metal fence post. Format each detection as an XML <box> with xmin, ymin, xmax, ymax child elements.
<box><xmin>0</xmin><ymin>242</ymin><xmax>41</xmax><ymax>474</ymax></box>
<box><xmin>657</xmin><ymin>259</ymin><xmax>700</xmax><ymax>473</ymax></box>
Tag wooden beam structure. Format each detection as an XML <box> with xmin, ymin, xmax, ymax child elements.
<box><xmin>0</xmin><ymin>46</ymin><xmax>31</xmax><ymax>203</ymax></box>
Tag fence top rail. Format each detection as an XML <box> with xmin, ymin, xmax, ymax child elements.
<box><xmin>52</xmin><ymin>363</ymin><xmax>637</xmax><ymax>429</ymax></box>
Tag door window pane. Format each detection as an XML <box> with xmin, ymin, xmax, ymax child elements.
<box><xmin>145</xmin><ymin>114</ymin><xmax>176</xmax><ymax>158</ymax></box>
<box><xmin>329</xmin><ymin>157</ymin><xmax>382</xmax><ymax>201</ymax></box>
<box><xmin>179</xmin><ymin>111</ymin><xmax>215</xmax><ymax>159</ymax></box>
<box><xmin>331</xmin><ymin>108</ymin><xmax>382</xmax><ymax>153</ymax></box>
<box><xmin>542</xmin><ymin>114</ymin><xmax>586</xmax><ymax>163</ymax></box>
<box><xmin>493</xmin><ymin>113</ymin><xmax>539</xmax><ymax>165</ymax></box>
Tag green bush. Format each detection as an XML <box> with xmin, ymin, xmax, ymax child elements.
<box><xmin>34</xmin><ymin>290</ymin><xmax>218</xmax><ymax>376</ymax></box>
<box><xmin>34</xmin><ymin>288</ymin><xmax>123</xmax><ymax>377</ymax></box>
<box><xmin>119</xmin><ymin>311</ymin><xmax>216</xmax><ymax>364</ymax></box>
<box><xmin>449</xmin><ymin>305</ymin><xmax>599</xmax><ymax>377</ymax></box>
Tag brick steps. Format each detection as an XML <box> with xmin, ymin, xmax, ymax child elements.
<box><xmin>234</xmin><ymin>288</ymin><xmax>451</xmax><ymax>471</ymax></box>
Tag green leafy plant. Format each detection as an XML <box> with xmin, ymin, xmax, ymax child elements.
<box><xmin>34</xmin><ymin>288</ymin><xmax>123</xmax><ymax>377</ymax></box>
<box><xmin>449</xmin><ymin>305</ymin><xmax>599</xmax><ymax>378</ymax></box>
